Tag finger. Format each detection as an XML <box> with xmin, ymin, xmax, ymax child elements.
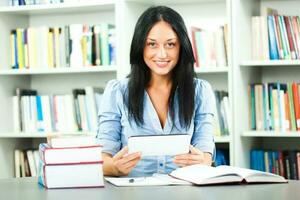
<box><xmin>173</xmin><ymin>158</ymin><xmax>200</xmax><ymax>166</ymax></box>
<box><xmin>174</xmin><ymin>154</ymin><xmax>203</xmax><ymax>161</ymax></box>
<box><xmin>115</xmin><ymin>157</ymin><xmax>141</xmax><ymax>174</ymax></box>
<box><xmin>117</xmin><ymin>152</ymin><xmax>141</xmax><ymax>165</ymax></box>
<box><xmin>123</xmin><ymin>157</ymin><xmax>141</xmax><ymax>170</ymax></box>
<box><xmin>113</xmin><ymin>146</ymin><xmax>129</xmax><ymax>160</ymax></box>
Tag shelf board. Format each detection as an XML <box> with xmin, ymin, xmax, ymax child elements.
<box><xmin>126</xmin><ymin>0</ymin><xmax>226</xmax><ymax>4</ymax></box>
<box><xmin>0</xmin><ymin>66</ymin><xmax>117</xmax><ymax>75</ymax></box>
<box><xmin>0</xmin><ymin>132</ymin><xmax>96</xmax><ymax>138</ymax></box>
<box><xmin>240</xmin><ymin>60</ymin><xmax>300</xmax><ymax>67</ymax></box>
<box><xmin>242</xmin><ymin>131</ymin><xmax>300</xmax><ymax>137</ymax></box>
<box><xmin>194</xmin><ymin>66</ymin><xmax>228</xmax><ymax>74</ymax></box>
<box><xmin>0</xmin><ymin>0</ymin><xmax>116</xmax><ymax>15</ymax></box>
<box><xmin>214</xmin><ymin>135</ymin><xmax>231</xmax><ymax>143</ymax></box>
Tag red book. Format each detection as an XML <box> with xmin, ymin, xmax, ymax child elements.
<box><xmin>284</xmin><ymin>16</ymin><xmax>296</xmax><ymax>59</ymax></box>
<box><xmin>292</xmin><ymin>82</ymin><xmax>300</xmax><ymax>130</ymax></box>
<box><xmin>190</xmin><ymin>26</ymin><xmax>201</xmax><ymax>67</ymax></box>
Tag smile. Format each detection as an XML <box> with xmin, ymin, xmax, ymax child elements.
<box><xmin>154</xmin><ymin>60</ymin><xmax>170</xmax><ymax>67</ymax></box>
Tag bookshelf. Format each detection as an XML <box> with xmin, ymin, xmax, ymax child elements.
<box><xmin>232</xmin><ymin>0</ymin><xmax>300</xmax><ymax>171</ymax></box>
<box><xmin>0</xmin><ymin>0</ymin><xmax>233</xmax><ymax>178</ymax></box>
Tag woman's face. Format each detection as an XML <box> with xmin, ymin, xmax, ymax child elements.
<box><xmin>143</xmin><ymin>21</ymin><xmax>180</xmax><ymax>78</ymax></box>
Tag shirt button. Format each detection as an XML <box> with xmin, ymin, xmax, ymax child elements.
<box><xmin>159</xmin><ymin>163</ymin><xmax>163</xmax><ymax>167</ymax></box>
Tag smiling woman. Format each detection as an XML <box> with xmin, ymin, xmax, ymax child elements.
<box><xmin>143</xmin><ymin>21</ymin><xmax>180</xmax><ymax>77</ymax></box>
<box><xmin>97</xmin><ymin>6</ymin><xmax>216</xmax><ymax>177</ymax></box>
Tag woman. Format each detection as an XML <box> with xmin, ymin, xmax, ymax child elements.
<box><xmin>97</xmin><ymin>6</ymin><xmax>215</xmax><ymax>177</ymax></box>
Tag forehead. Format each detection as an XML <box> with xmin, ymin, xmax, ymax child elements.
<box><xmin>147</xmin><ymin>21</ymin><xmax>178</xmax><ymax>39</ymax></box>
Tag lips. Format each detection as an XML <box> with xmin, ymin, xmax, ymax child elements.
<box><xmin>155</xmin><ymin>60</ymin><xmax>170</xmax><ymax>68</ymax></box>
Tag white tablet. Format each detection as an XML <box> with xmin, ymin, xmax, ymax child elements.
<box><xmin>128</xmin><ymin>134</ymin><xmax>191</xmax><ymax>156</ymax></box>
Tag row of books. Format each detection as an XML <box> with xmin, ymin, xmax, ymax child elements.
<box><xmin>14</xmin><ymin>149</ymin><xmax>39</xmax><ymax>177</ymax></box>
<box><xmin>10</xmin><ymin>0</ymin><xmax>87</xmax><ymax>6</ymax></box>
<box><xmin>252</xmin><ymin>13</ymin><xmax>300</xmax><ymax>60</ymax></box>
<box><xmin>10</xmin><ymin>23</ymin><xmax>116</xmax><ymax>69</ymax></box>
<box><xmin>251</xmin><ymin>149</ymin><xmax>300</xmax><ymax>180</ymax></box>
<box><xmin>215</xmin><ymin>148</ymin><xmax>229</xmax><ymax>166</ymax></box>
<box><xmin>190</xmin><ymin>25</ymin><xmax>228</xmax><ymax>67</ymax></box>
<box><xmin>13</xmin><ymin>87</ymin><xmax>103</xmax><ymax>133</ymax></box>
<box><xmin>249</xmin><ymin>82</ymin><xmax>300</xmax><ymax>131</ymax></box>
<box><xmin>213</xmin><ymin>90</ymin><xmax>230</xmax><ymax>136</ymax></box>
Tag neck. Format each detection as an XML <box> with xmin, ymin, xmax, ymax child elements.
<box><xmin>148</xmin><ymin>73</ymin><xmax>172</xmax><ymax>89</ymax></box>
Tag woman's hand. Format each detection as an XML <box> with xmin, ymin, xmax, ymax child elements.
<box><xmin>173</xmin><ymin>145</ymin><xmax>212</xmax><ymax>167</ymax></box>
<box><xmin>111</xmin><ymin>146</ymin><xmax>141</xmax><ymax>176</ymax></box>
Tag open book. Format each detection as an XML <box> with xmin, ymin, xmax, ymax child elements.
<box><xmin>170</xmin><ymin>164</ymin><xmax>287</xmax><ymax>185</ymax></box>
<box><xmin>106</xmin><ymin>165</ymin><xmax>287</xmax><ymax>187</ymax></box>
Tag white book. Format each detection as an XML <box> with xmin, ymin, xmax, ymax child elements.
<box><xmin>33</xmin><ymin>150</ymin><xmax>40</xmax><ymax>174</ymax></box>
<box><xmin>64</xmin><ymin>95</ymin><xmax>78</xmax><ymax>131</ymax></box>
<box><xmin>29</xmin><ymin>96</ymin><xmax>37</xmax><ymax>132</ymax></box>
<box><xmin>212</xmin><ymin>93</ymin><xmax>221</xmax><ymax>136</ymax></box>
<box><xmin>38</xmin><ymin>163</ymin><xmax>104</xmax><ymax>189</ymax></box>
<box><xmin>12</xmin><ymin>96</ymin><xmax>21</xmax><ymax>133</ymax></box>
<box><xmin>170</xmin><ymin>164</ymin><xmax>287</xmax><ymax>185</ymax></box>
<box><xmin>20</xmin><ymin>151</ymin><xmax>26</xmax><ymax>177</ymax></box>
<box><xmin>39</xmin><ymin>143</ymin><xmax>102</xmax><ymax>164</ymax></box>
<box><xmin>38</xmin><ymin>26</ymin><xmax>50</xmax><ymax>68</ymax></box>
<box><xmin>59</xmin><ymin>26</ymin><xmax>66</xmax><ymax>68</ymax></box>
<box><xmin>69</xmin><ymin>24</ymin><xmax>83</xmax><ymax>67</ymax></box>
<box><xmin>47</xmin><ymin>134</ymin><xmax>97</xmax><ymax>148</ymax></box>
<box><xmin>279</xmin><ymin>90</ymin><xmax>286</xmax><ymax>131</ymax></box>
<box><xmin>41</xmin><ymin>95</ymin><xmax>53</xmax><ymax>132</ymax></box>
<box><xmin>85</xmin><ymin>86</ymin><xmax>103</xmax><ymax>132</ymax></box>
<box><xmin>26</xmin><ymin>150</ymin><xmax>37</xmax><ymax>177</ymax></box>
<box><xmin>214</xmin><ymin>27</ymin><xmax>227</xmax><ymax>67</ymax></box>
<box><xmin>222</xmin><ymin>96</ymin><xmax>231</xmax><ymax>132</ymax></box>
<box><xmin>78</xmin><ymin>94</ymin><xmax>88</xmax><ymax>131</ymax></box>
<box><xmin>14</xmin><ymin>149</ymin><xmax>21</xmax><ymax>178</ymax></box>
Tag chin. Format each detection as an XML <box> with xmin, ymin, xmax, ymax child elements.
<box><xmin>152</xmin><ymin>67</ymin><xmax>173</xmax><ymax>76</ymax></box>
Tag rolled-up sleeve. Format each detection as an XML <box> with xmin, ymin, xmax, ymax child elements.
<box><xmin>191</xmin><ymin>80</ymin><xmax>216</xmax><ymax>160</ymax></box>
<box><xmin>96</xmin><ymin>80</ymin><xmax>122</xmax><ymax>156</ymax></box>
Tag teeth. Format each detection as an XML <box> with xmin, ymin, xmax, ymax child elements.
<box><xmin>155</xmin><ymin>61</ymin><xmax>168</xmax><ymax>67</ymax></box>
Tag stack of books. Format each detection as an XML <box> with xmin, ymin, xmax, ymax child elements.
<box><xmin>38</xmin><ymin>134</ymin><xmax>104</xmax><ymax>189</ymax></box>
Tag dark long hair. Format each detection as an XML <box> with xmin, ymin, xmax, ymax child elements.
<box><xmin>126</xmin><ymin>6</ymin><xmax>196</xmax><ymax>128</ymax></box>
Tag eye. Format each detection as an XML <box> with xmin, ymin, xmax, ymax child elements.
<box><xmin>147</xmin><ymin>42</ymin><xmax>157</xmax><ymax>48</ymax></box>
<box><xmin>165</xmin><ymin>42</ymin><xmax>176</xmax><ymax>48</ymax></box>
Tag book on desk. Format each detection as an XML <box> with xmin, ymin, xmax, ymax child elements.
<box><xmin>38</xmin><ymin>135</ymin><xmax>104</xmax><ymax>189</ymax></box>
<box><xmin>106</xmin><ymin>164</ymin><xmax>287</xmax><ymax>187</ymax></box>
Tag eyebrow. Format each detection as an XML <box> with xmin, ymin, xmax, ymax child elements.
<box><xmin>147</xmin><ymin>38</ymin><xmax>177</xmax><ymax>41</ymax></box>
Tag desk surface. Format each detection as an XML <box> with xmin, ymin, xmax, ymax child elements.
<box><xmin>0</xmin><ymin>177</ymin><xmax>299</xmax><ymax>200</ymax></box>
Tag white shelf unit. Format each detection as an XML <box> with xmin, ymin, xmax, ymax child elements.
<box><xmin>0</xmin><ymin>0</ymin><xmax>145</xmax><ymax>178</ymax></box>
<box><xmin>194</xmin><ymin>66</ymin><xmax>228</xmax><ymax>74</ymax></box>
<box><xmin>0</xmin><ymin>66</ymin><xmax>117</xmax><ymax>75</ymax></box>
<box><xmin>241</xmin><ymin>60</ymin><xmax>300</xmax><ymax>66</ymax></box>
<box><xmin>0</xmin><ymin>0</ymin><xmax>233</xmax><ymax>178</ymax></box>
<box><xmin>232</xmin><ymin>0</ymin><xmax>300</xmax><ymax>169</ymax></box>
<box><xmin>0</xmin><ymin>132</ymin><xmax>96</xmax><ymax>138</ymax></box>
<box><xmin>214</xmin><ymin>135</ymin><xmax>231</xmax><ymax>143</ymax></box>
<box><xmin>242</xmin><ymin>131</ymin><xmax>300</xmax><ymax>137</ymax></box>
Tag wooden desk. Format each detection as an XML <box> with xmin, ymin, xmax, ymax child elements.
<box><xmin>0</xmin><ymin>177</ymin><xmax>299</xmax><ymax>200</ymax></box>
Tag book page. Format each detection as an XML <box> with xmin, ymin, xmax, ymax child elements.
<box><xmin>216</xmin><ymin>165</ymin><xmax>286</xmax><ymax>183</ymax></box>
<box><xmin>170</xmin><ymin>164</ymin><xmax>242</xmax><ymax>185</ymax></box>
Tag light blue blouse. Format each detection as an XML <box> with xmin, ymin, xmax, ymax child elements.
<box><xmin>96</xmin><ymin>78</ymin><xmax>215</xmax><ymax>177</ymax></box>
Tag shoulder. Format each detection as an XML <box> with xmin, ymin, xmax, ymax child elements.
<box><xmin>193</xmin><ymin>78</ymin><xmax>213</xmax><ymax>96</ymax></box>
<box><xmin>104</xmin><ymin>78</ymin><xmax>129</xmax><ymax>95</ymax></box>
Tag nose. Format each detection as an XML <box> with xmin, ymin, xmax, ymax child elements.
<box><xmin>158</xmin><ymin>46</ymin><xmax>167</xmax><ymax>58</ymax></box>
